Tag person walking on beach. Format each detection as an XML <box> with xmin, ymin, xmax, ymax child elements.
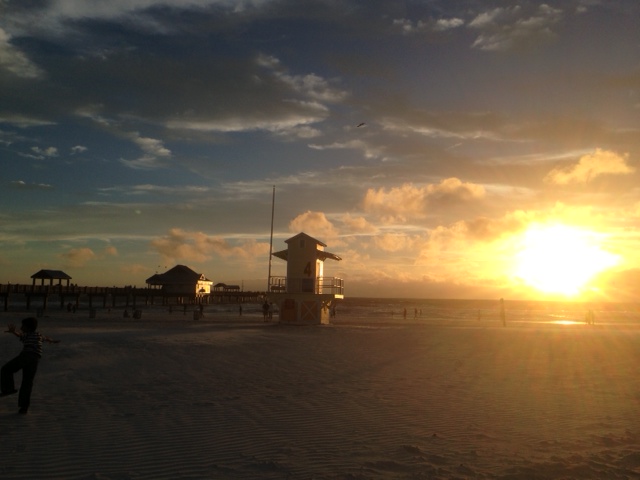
<box><xmin>500</xmin><ymin>298</ymin><xmax>506</xmax><ymax>327</ymax></box>
<box><xmin>1</xmin><ymin>317</ymin><xmax>60</xmax><ymax>414</ymax></box>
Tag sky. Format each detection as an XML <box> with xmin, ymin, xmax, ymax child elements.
<box><xmin>1</xmin><ymin>0</ymin><xmax>640</xmax><ymax>301</ymax></box>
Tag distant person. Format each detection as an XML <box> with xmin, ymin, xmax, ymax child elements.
<box><xmin>500</xmin><ymin>298</ymin><xmax>506</xmax><ymax>327</ymax></box>
<box><xmin>403</xmin><ymin>308</ymin><xmax>407</xmax><ymax>320</ymax></box>
<box><xmin>1</xmin><ymin>317</ymin><xmax>60</xmax><ymax>414</ymax></box>
<box><xmin>268</xmin><ymin>302</ymin><xmax>274</xmax><ymax>320</ymax></box>
<box><xmin>585</xmin><ymin>309</ymin><xmax>595</xmax><ymax>325</ymax></box>
<box><xmin>262</xmin><ymin>300</ymin><xmax>269</xmax><ymax>322</ymax></box>
<box><xmin>414</xmin><ymin>308</ymin><xmax>418</xmax><ymax>319</ymax></box>
<box><xmin>239</xmin><ymin>304</ymin><xmax>243</xmax><ymax>316</ymax></box>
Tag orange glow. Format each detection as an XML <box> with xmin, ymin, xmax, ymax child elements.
<box><xmin>512</xmin><ymin>224</ymin><xmax>619</xmax><ymax>297</ymax></box>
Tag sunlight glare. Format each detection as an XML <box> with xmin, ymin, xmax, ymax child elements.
<box><xmin>513</xmin><ymin>224</ymin><xmax>619</xmax><ymax>296</ymax></box>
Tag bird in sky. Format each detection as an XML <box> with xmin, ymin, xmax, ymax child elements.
<box><xmin>356</xmin><ymin>122</ymin><xmax>366</xmax><ymax>128</ymax></box>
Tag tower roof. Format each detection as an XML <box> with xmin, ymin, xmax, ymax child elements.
<box><xmin>272</xmin><ymin>232</ymin><xmax>341</xmax><ymax>262</ymax></box>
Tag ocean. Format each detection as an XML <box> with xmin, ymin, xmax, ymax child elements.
<box><xmin>332</xmin><ymin>297</ymin><xmax>640</xmax><ymax>327</ymax></box>
<box><xmin>5</xmin><ymin>294</ymin><xmax>640</xmax><ymax>327</ymax></box>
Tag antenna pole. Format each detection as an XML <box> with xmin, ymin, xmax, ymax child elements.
<box><xmin>267</xmin><ymin>185</ymin><xmax>275</xmax><ymax>293</ymax></box>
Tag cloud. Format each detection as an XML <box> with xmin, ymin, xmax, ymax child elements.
<box><xmin>363</xmin><ymin>179</ymin><xmax>485</xmax><ymax>223</ymax></box>
<box><xmin>340</xmin><ymin>214</ymin><xmax>376</xmax><ymax>234</ymax></box>
<box><xmin>31</xmin><ymin>146</ymin><xmax>58</xmax><ymax>157</ymax></box>
<box><xmin>427</xmin><ymin>177</ymin><xmax>486</xmax><ymax>203</ymax></box>
<box><xmin>2</xmin><ymin>0</ymin><xmax>260</xmax><ymax>37</ymax></box>
<box><xmin>130</xmin><ymin>132</ymin><xmax>171</xmax><ymax>157</ymax></box>
<box><xmin>288</xmin><ymin>211</ymin><xmax>339</xmax><ymax>239</ymax></box>
<box><xmin>60</xmin><ymin>247</ymin><xmax>97</xmax><ymax>267</ymax></box>
<box><xmin>10</xmin><ymin>180</ymin><xmax>53</xmax><ymax>190</ymax></box>
<box><xmin>373</xmin><ymin>233</ymin><xmax>417</xmax><ymax>252</ymax></box>
<box><xmin>308</xmin><ymin>139</ymin><xmax>387</xmax><ymax>161</ymax></box>
<box><xmin>393</xmin><ymin>17</ymin><xmax>464</xmax><ymax>35</ymax></box>
<box><xmin>544</xmin><ymin>149</ymin><xmax>634</xmax><ymax>185</ymax></box>
<box><xmin>266</xmin><ymin>63</ymin><xmax>348</xmax><ymax>103</ymax></box>
<box><xmin>160</xmin><ymin>53</ymin><xmax>342</xmax><ymax>135</ymax></box>
<box><xmin>0</xmin><ymin>115</ymin><xmax>55</xmax><ymax>128</ymax></box>
<box><xmin>150</xmin><ymin>228</ymin><xmax>270</xmax><ymax>262</ymax></box>
<box><xmin>0</xmin><ymin>28</ymin><xmax>43</xmax><ymax>78</ymax></box>
<box><xmin>71</xmin><ymin>145</ymin><xmax>88</xmax><ymax>154</ymax></box>
<box><xmin>468</xmin><ymin>4</ymin><xmax>563</xmax><ymax>52</ymax></box>
<box><xmin>120</xmin><ymin>132</ymin><xmax>171</xmax><ymax>170</ymax></box>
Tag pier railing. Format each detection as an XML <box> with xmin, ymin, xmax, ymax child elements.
<box><xmin>0</xmin><ymin>283</ymin><xmax>267</xmax><ymax>312</ymax></box>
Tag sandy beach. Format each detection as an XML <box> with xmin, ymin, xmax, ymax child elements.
<box><xmin>1</xmin><ymin>308</ymin><xmax>640</xmax><ymax>479</ymax></box>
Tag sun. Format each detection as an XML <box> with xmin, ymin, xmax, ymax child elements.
<box><xmin>513</xmin><ymin>224</ymin><xmax>619</xmax><ymax>296</ymax></box>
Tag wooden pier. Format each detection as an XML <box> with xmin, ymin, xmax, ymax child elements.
<box><xmin>0</xmin><ymin>284</ymin><xmax>265</xmax><ymax>312</ymax></box>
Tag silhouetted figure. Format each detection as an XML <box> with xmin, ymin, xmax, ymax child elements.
<box><xmin>585</xmin><ymin>309</ymin><xmax>595</xmax><ymax>325</ymax></box>
<box><xmin>500</xmin><ymin>298</ymin><xmax>506</xmax><ymax>327</ymax></box>
<box><xmin>1</xmin><ymin>317</ymin><xmax>60</xmax><ymax>414</ymax></box>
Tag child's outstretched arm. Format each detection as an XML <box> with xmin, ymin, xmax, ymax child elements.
<box><xmin>4</xmin><ymin>324</ymin><xmax>21</xmax><ymax>337</ymax></box>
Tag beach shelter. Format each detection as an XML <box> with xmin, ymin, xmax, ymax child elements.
<box><xmin>145</xmin><ymin>265</ymin><xmax>213</xmax><ymax>296</ymax></box>
<box><xmin>31</xmin><ymin>269</ymin><xmax>72</xmax><ymax>287</ymax></box>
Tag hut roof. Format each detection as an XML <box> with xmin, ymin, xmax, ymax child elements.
<box><xmin>145</xmin><ymin>265</ymin><xmax>211</xmax><ymax>285</ymax></box>
<box><xmin>31</xmin><ymin>269</ymin><xmax>72</xmax><ymax>280</ymax></box>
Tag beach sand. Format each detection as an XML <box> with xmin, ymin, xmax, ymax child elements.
<box><xmin>1</xmin><ymin>308</ymin><xmax>640</xmax><ymax>479</ymax></box>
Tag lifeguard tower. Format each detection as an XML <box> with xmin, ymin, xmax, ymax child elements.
<box><xmin>269</xmin><ymin>232</ymin><xmax>344</xmax><ymax>325</ymax></box>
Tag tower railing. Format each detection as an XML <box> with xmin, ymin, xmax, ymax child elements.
<box><xmin>268</xmin><ymin>276</ymin><xmax>344</xmax><ymax>295</ymax></box>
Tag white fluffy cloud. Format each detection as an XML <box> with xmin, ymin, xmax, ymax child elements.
<box><xmin>288</xmin><ymin>211</ymin><xmax>339</xmax><ymax>240</ymax></box>
<box><xmin>363</xmin><ymin>179</ymin><xmax>485</xmax><ymax>223</ymax></box>
<box><xmin>150</xmin><ymin>228</ymin><xmax>270</xmax><ymax>262</ymax></box>
<box><xmin>545</xmin><ymin>149</ymin><xmax>634</xmax><ymax>185</ymax></box>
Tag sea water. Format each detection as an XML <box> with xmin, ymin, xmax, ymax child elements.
<box><xmin>332</xmin><ymin>297</ymin><xmax>640</xmax><ymax>327</ymax></box>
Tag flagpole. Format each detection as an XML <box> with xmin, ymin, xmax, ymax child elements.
<box><xmin>267</xmin><ymin>185</ymin><xmax>275</xmax><ymax>294</ymax></box>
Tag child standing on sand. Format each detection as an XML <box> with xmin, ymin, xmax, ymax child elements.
<box><xmin>1</xmin><ymin>317</ymin><xmax>60</xmax><ymax>414</ymax></box>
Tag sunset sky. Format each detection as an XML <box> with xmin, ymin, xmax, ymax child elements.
<box><xmin>2</xmin><ymin>0</ymin><xmax>640</xmax><ymax>300</ymax></box>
